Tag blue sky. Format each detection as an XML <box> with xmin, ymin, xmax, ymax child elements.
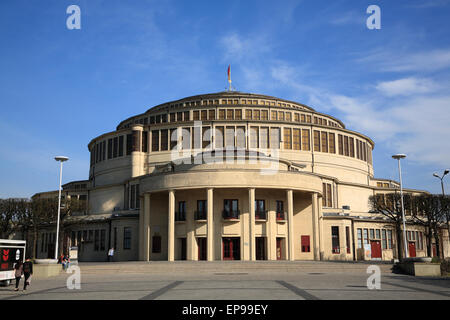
<box><xmin>1</xmin><ymin>0</ymin><xmax>449</xmax><ymax>198</ymax></box>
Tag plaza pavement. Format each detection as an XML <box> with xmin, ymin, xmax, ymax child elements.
<box><xmin>0</xmin><ymin>260</ymin><xmax>449</xmax><ymax>300</ymax></box>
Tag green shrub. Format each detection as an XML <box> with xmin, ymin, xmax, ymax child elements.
<box><xmin>431</xmin><ymin>256</ymin><xmax>441</xmax><ymax>263</ymax></box>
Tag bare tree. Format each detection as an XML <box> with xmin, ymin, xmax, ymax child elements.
<box><xmin>369</xmin><ymin>192</ymin><xmax>412</xmax><ymax>260</ymax></box>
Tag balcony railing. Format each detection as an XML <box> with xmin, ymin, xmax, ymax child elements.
<box><xmin>255</xmin><ymin>210</ymin><xmax>267</xmax><ymax>220</ymax></box>
<box><xmin>175</xmin><ymin>211</ymin><xmax>186</xmax><ymax>221</ymax></box>
<box><xmin>194</xmin><ymin>210</ymin><xmax>207</xmax><ymax>220</ymax></box>
<box><xmin>276</xmin><ymin>211</ymin><xmax>286</xmax><ymax>220</ymax></box>
<box><xmin>222</xmin><ymin>210</ymin><xmax>240</xmax><ymax>220</ymax></box>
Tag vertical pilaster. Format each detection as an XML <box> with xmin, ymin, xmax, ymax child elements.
<box><xmin>207</xmin><ymin>188</ymin><xmax>214</xmax><ymax>261</ymax></box>
<box><xmin>168</xmin><ymin>190</ymin><xmax>175</xmax><ymax>261</ymax></box>
<box><xmin>318</xmin><ymin>195</ymin><xmax>324</xmax><ymax>260</ymax></box>
<box><xmin>249</xmin><ymin>188</ymin><xmax>256</xmax><ymax>261</ymax></box>
<box><xmin>267</xmin><ymin>199</ymin><xmax>275</xmax><ymax>260</ymax></box>
<box><xmin>143</xmin><ymin>193</ymin><xmax>151</xmax><ymax>261</ymax></box>
<box><xmin>287</xmin><ymin>189</ymin><xmax>294</xmax><ymax>261</ymax></box>
<box><xmin>311</xmin><ymin>193</ymin><xmax>320</xmax><ymax>261</ymax></box>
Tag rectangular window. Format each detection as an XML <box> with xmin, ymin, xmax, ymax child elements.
<box><xmin>94</xmin><ymin>230</ymin><xmax>99</xmax><ymax>251</ymax></box>
<box><xmin>193</xmin><ymin>110</ymin><xmax>200</xmax><ymax>121</ymax></box>
<box><xmin>301</xmin><ymin>129</ymin><xmax>310</xmax><ymax>151</ymax></box>
<box><xmin>278</xmin><ymin>111</ymin><xmax>285</xmax><ymax>121</ymax></box>
<box><xmin>184</xmin><ymin>111</ymin><xmax>190</xmax><ymax>121</ymax></box>
<box><xmin>332</xmin><ymin>226</ymin><xmax>340</xmax><ymax>254</ymax></box>
<box><xmin>152</xmin><ymin>236</ymin><xmax>161</xmax><ymax>253</ymax></box>
<box><xmin>346</xmin><ymin>226</ymin><xmax>351</xmax><ymax>254</ymax></box>
<box><xmin>201</xmin><ymin>110</ymin><xmax>208</xmax><ymax>121</ymax></box>
<box><xmin>338</xmin><ymin>135</ymin><xmax>343</xmax><ymax>155</ymax></box>
<box><xmin>349</xmin><ymin>137</ymin><xmax>355</xmax><ymax>157</ymax></box>
<box><xmin>270</xmin><ymin>128</ymin><xmax>280</xmax><ymax>149</ymax></box>
<box><xmin>192</xmin><ymin>126</ymin><xmax>202</xmax><ymax>149</ymax></box>
<box><xmin>306</xmin><ymin>115</ymin><xmax>312</xmax><ymax>123</ymax></box>
<box><xmin>215</xmin><ymin>126</ymin><xmax>224</xmax><ymax>148</ymax></box>
<box><xmin>170</xmin><ymin>113</ymin><xmax>176</xmax><ymax>122</ymax></box>
<box><xmin>160</xmin><ymin>129</ymin><xmax>168</xmax><ymax>151</ymax></box>
<box><xmin>108</xmin><ymin>139</ymin><xmax>113</xmax><ymax>159</ymax></box>
<box><xmin>321</xmin><ymin>131</ymin><xmax>328</xmax><ymax>153</ymax></box>
<box><xmin>123</xmin><ymin>227</ymin><xmax>131</xmax><ymax>250</ymax></box>
<box><xmin>250</xmin><ymin>126</ymin><xmax>259</xmax><ymax>149</ymax></box>
<box><xmin>113</xmin><ymin>137</ymin><xmax>119</xmax><ymax>158</ymax></box>
<box><xmin>356</xmin><ymin>140</ymin><xmax>361</xmax><ymax>159</ymax></box>
<box><xmin>253</xmin><ymin>110</ymin><xmax>260</xmax><ymax>120</ymax></box>
<box><xmin>142</xmin><ymin>131</ymin><xmax>148</xmax><ymax>153</ymax></box>
<box><xmin>219</xmin><ymin>109</ymin><xmax>225</xmax><ymax>120</ymax></box>
<box><xmin>118</xmin><ymin>136</ymin><xmax>124</xmax><ymax>157</ymax></box>
<box><xmin>260</xmin><ymin>127</ymin><xmax>269</xmax><ymax>149</ymax></box>
<box><xmin>364</xmin><ymin>229</ymin><xmax>369</xmax><ymax>244</ymax></box>
<box><xmin>387</xmin><ymin>230</ymin><xmax>393</xmax><ymax>249</ymax></box>
<box><xmin>327</xmin><ymin>184</ymin><xmax>332</xmax><ymax>207</ymax></box>
<box><xmin>261</xmin><ymin>110</ymin><xmax>268</xmax><ymax>121</ymax></box>
<box><xmin>382</xmin><ymin>229</ymin><xmax>387</xmax><ymax>249</ymax></box>
<box><xmin>202</xmin><ymin>126</ymin><xmax>211</xmax><ymax>149</ymax></box>
<box><xmin>293</xmin><ymin>128</ymin><xmax>301</xmax><ymax>150</ymax></box>
<box><xmin>170</xmin><ymin>128</ymin><xmax>178</xmax><ymax>150</ymax></box>
<box><xmin>301</xmin><ymin>114</ymin><xmax>306</xmax><ymax>122</ymax></box>
<box><xmin>235</xmin><ymin>109</ymin><xmax>242</xmax><ymax>120</ymax></box>
<box><xmin>313</xmin><ymin>131</ymin><xmax>320</xmax><ymax>152</ymax></box>
<box><xmin>376</xmin><ymin>229</ymin><xmax>381</xmax><ymax>240</ymax></box>
<box><xmin>271</xmin><ymin>110</ymin><xmax>277</xmax><ymax>120</ymax></box>
<box><xmin>370</xmin><ymin>229</ymin><xmax>375</xmax><ymax>240</ymax></box>
<box><xmin>294</xmin><ymin>113</ymin><xmax>300</xmax><ymax>122</ymax></box>
<box><xmin>329</xmin><ymin>133</ymin><xmax>335</xmax><ymax>153</ymax></box>
<box><xmin>223</xmin><ymin>199</ymin><xmax>239</xmax><ymax>219</ymax></box>
<box><xmin>225</xmin><ymin>127</ymin><xmax>235</xmax><ymax>147</ymax></box>
<box><xmin>245</xmin><ymin>109</ymin><xmax>252</xmax><ymax>120</ymax></box>
<box><xmin>283</xmin><ymin>128</ymin><xmax>292</xmax><ymax>149</ymax></box>
<box><xmin>344</xmin><ymin>136</ymin><xmax>349</xmax><ymax>156</ymax></box>
<box><xmin>236</xmin><ymin>127</ymin><xmax>246</xmax><ymax>149</ymax></box>
<box><xmin>276</xmin><ymin>200</ymin><xmax>284</xmax><ymax>220</ymax></box>
<box><xmin>152</xmin><ymin>130</ymin><xmax>159</xmax><ymax>152</ymax></box>
<box><xmin>208</xmin><ymin>109</ymin><xmax>215</xmax><ymax>120</ymax></box>
<box><xmin>285</xmin><ymin>112</ymin><xmax>292</xmax><ymax>122</ymax></box>
<box><xmin>255</xmin><ymin>199</ymin><xmax>266</xmax><ymax>220</ymax></box>
<box><xmin>226</xmin><ymin>109</ymin><xmax>234</xmax><ymax>120</ymax></box>
<box><xmin>357</xmin><ymin>228</ymin><xmax>363</xmax><ymax>249</ymax></box>
<box><xmin>182</xmin><ymin>127</ymin><xmax>190</xmax><ymax>150</ymax></box>
<box><xmin>301</xmin><ymin>235</ymin><xmax>310</xmax><ymax>253</ymax></box>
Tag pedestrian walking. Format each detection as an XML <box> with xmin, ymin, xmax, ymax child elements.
<box><xmin>108</xmin><ymin>247</ymin><xmax>114</xmax><ymax>262</ymax></box>
<box><xmin>14</xmin><ymin>261</ymin><xmax>23</xmax><ymax>291</ymax></box>
<box><xmin>22</xmin><ymin>258</ymin><xmax>33</xmax><ymax>291</ymax></box>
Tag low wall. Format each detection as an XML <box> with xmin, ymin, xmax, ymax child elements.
<box><xmin>33</xmin><ymin>264</ymin><xmax>62</xmax><ymax>280</ymax></box>
<box><xmin>399</xmin><ymin>261</ymin><xmax>441</xmax><ymax>277</ymax></box>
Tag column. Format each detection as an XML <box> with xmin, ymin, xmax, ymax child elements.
<box><xmin>168</xmin><ymin>190</ymin><xmax>175</xmax><ymax>261</ymax></box>
<box><xmin>287</xmin><ymin>189</ymin><xmax>294</xmax><ymax>261</ymax></box>
<box><xmin>131</xmin><ymin>125</ymin><xmax>144</xmax><ymax>178</ymax></box>
<box><xmin>139</xmin><ymin>195</ymin><xmax>144</xmax><ymax>260</ymax></box>
<box><xmin>311</xmin><ymin>193</ymin><xmax>320</xmax><ymax>261</ymax></box>
<box><xmin>142</xmin><ymin>193</ymin><xmax>151</xmax><ymax>261</ymax></box>
<box><xmin>249</xmin><ymin>188</ymin><xmax>256</xmax><ymax>261</ymax></box>
<box><xmin>207</xmin><ymin>188</ymin><xmax>214</xmax><ymax>261</ymax></box>
<box><xmin>318</xmin><ymin>196</ymin><xmax>324</xmax><ymax>260</ymax></box>
<box><xmin>187</xmin><ymin>198</ymin><xmax>196</xmax><ymax>261</ymax></box>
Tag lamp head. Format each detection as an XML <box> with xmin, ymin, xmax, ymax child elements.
<box><xmin>392</xmin><ymin>154</ymin><xmax>406</xmax><ymax>160</ymax></box>
<box><xmin>54</xmin><ymin>156</ymin><xmax>69</xmax><ymax>162</ymax></box>
<box><xmin>433</xmin><ymin>173</ymin><xmax>440</xmax><ymax>178</ymax></box>
<box><xmin>444</xmin><ymin>169</ymin><xmax>450</xmax><ymax>176</ymax></box>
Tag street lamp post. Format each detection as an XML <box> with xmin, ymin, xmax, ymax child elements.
<box><xmin>392</xmin><ymin>154</ymin><xmax>408</xmax><ymax>259</ymax></box>
<box><xmin>433</xmin><ymin>169</ymin><xmax>449</xmax><ymax>196</ymax></box>
<box><xmin>54</xmin><ymin>156</ymin><xmax>69</xmax><ymax>260</ymax></box>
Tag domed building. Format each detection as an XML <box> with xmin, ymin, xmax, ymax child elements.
<box><xmin>33</xmin><ymin>91</ymin><xmax>448</xmax><ymax>262</ymax></box>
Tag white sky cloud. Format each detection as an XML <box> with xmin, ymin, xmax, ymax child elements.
<box><xmin>375</xmin><ymin>77</ymin><xmax>439</xmax><ymax>96</ymax></box>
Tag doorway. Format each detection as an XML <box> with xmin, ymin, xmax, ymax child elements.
<box><xmin>179</xmin><ymin>238</ymin><xmax>187</xmax><ymax>260</ymax></box>
<box><xmin>408</xmin><ymin>241</ymin><xmax>416</xmax><ymax>258</ymax></box>
<box><xmin>197</xmin><ymin>238</ymin><xmax>207</xmax><ymax>261</ymax></box>
<box><xmin>370</xmin><ymin>240</ymin><xmax>382</xmax><ymax>259</ymax></box>
<box><xmin>222</xmin><ymin>237</ymin><xmax>240</xmax><ymax>260</ymax></box>
<box><xmin>256</xmin><ymin>237</ymin><xmax>266</xmax><ymax>260</ymax></box>
<box><xmin>276</xmin><ymin>237</ymin><xmax>285</xmax><ymax>260</ymax></box>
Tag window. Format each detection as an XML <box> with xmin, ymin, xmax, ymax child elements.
<box><xmin>387</xmin><ymin>230</ymin><xmax>393</xmax><ymax>249</ymax></box>
<box><xmin>192</xmin><ymin>126</ymin><xmax>202</xmax><ymax>149</ymax></box>
<box><xmin>344</xmin><ymin>136</ymin><xmax>349</xmax><ymax>156</ymax></box>
<box><xmin>328</xmin><ymin>133</ymin><xmax>335</xmax><ymax>153</ymax></box>
<box><xmin>346</xmin><ymin>226</ymin><xmax>351</xmax><ymax>254</ymax></box>
<box><xmin>152</xmin><ymin>235</ymin><xmax>161</xmax><ymax>253</ymax></box>
<box><xmin>195</xmin><ymin>200</ymin><xmax>207</xmax><ymax>220</ymax></box>
<box><xmin>170</xmin><ymin>128</ymin><xmax>178</xmax><ymax>150</ymax></box>
<box><xmin>332</xmin><ymin>226</ymin><xmax>340</xmax><ymax>253</ymax></box>
<box><xmin>349</xmin><ymin>137</ymin><xmax>355</xmax><ymax>157</ymax></box>
<box><xmin>261</xmin><ymin>110</ymin><xmax>268</xmax><ymax>120</ymax></box>
<box><xmin>301</xmin><ymin>235</ymin><xmax>310</xmax><ymax>253</ymax></box>
<box><xmin>322</xmin><ymin>183</ymin><xmax>332</xmax><ymax>207</ymax></box>
<box><xmin>270</xmin><ymin>128</ymin><xmax>280</xmax><ymax>149</ymax></box>
<box><xmin>126</xmin><ymin>134</ymin><xmax>132</xmax><ymax>155</ymax></box>
<box><xmin>376</xmin><ymin>229</ymin><xmax>381</xmax><ymax>240</ymax></box>
<box><xmin>276</xmin><ymin>200</ymin><xmax>284</xmax><ymax>220</ymax></box>
<box><xmin>170</xmin><ymin>113</ymin><xmax>176</xmax><ymax>122</ymax></box>
<box><xmin>293</xmin><ymin>128</ymin><xmax>301</xmax><ymax>150</ymax></box>
<box><xmin>152</xmin><ymin>130</ymin><xmax>159</xmax><ymax>152</ymax></box>
<box><xmin>278</xmin><ymin>111</ymin><xmax>284</xmax><ymax>121</ymax></box>
<box><xmin>235</xmin><ymin>109</ymin><xmax>242</xmax><ymax>120</ymax></box>
<box><xmin>321</xmin><ymin>131</ymin><xmax>328</xmax><ymax>153</ymax></box>
<box><xmin>113</xmin><ymin>137</ymin><xmax>119</xmax><ymax>157</ymax></box>
<box><xmin>202</xmin><ymin>126</ymin><xmax>212</xmax><ymax>149</ymax></box>
<box><xmin>226</xmin><ymin>109</ymin><xmax>234</xmax><ymax>120</ymax></box>
<box><xmin>382</xmin><ymin>229</ymin><xmax>387</xmax><ymax>249</ymax></box>
<box><xmin>123</xmin><ymin>227</ymin><xmax>131</xmax><ymax>250</ymax></box>
<box><xmin>201</xmin><ymin>110</ymin><xmax>208</xmax><ymax>121</ymax></box>
<box><xmin>118</xmin><ymin>136</ymin><xmax>124</xmax><ymax>157</ymax></box>
<box><xmin>182</xmin><ymin>127</ymin><xmax>190</xmax><ymax>150</ymax></box>
<box><xmin>338</xmin><ymin>134</ymin><xmax>343</xmax><ymax>155</ymax></box>
<box><xmin>313</xmin><ymin>131</ymin><xmax>320</xmax><ymax>152</ymax></box>
<box><xmin>363</xmin><ymin>229</ymin><xmax>369</xmax><ymax>244</ymax></box>
<box><xmin>160</xmin><ymin>129</ymin><xmax>168</xmax><ymax>151</ymax></box>
<box><xmin>260</xmin><ymin>127</ymin><xmax>269</xmax><ymax>149</ymax></box>
<box><xmin>108</xmin><ymin>139</ymin><xmax>113</xmax><ymax>159</ymax></box>
<box><xmin>253</xmin><ymin>109</ymin><xmax>260</xmax><ymax>120</ymax></box>
<box><xmin>306</xmin><ymin>115</ymin><xmax>312</xmax><ymax>123</ymax></box>
<box><xmin>255</xmin><ymin>200</ymin><xmax>266</xmax><ymax>219</ymax></box>
<box><xmin>225</xmin><ymin>127</ymin><xmax>235</xmax><ymax>147</ymax></box>
<box><xmin>294</xmin><ymin>113</ymin><xmax>300</xmax><ymax>122</ymax></box>
<box><xmin>357</xmin><ymin>228</ymin><xmax>363</xmax><ymax>249</ymax></box>
<box><xmin>271</xmin><ymin>110</ymin><xmax>277</xmax><ymax>120</ymax></box>
<box><xmin>208</xmin><ymin>109</ymin><xmax>215</xmax><ymax>120</ymax></box>
<box><xmin>236</xmin><ymin>127</ymin><xmax>246</xmax><ymax>149</ymax></box>
<box><xmin>283</xmin><ymin>128</ymin><xmax>292</xmax><ymax>149</ymax></box>
<box><xmin>370</xmin><ymin>229</ymin><xmax>375</xmax><ymax>240</ymax></box>
<box><xmin>215</xmin><ymin>126</ymin><xmax>224</xmax><ymax>148</ymax></box>
<box><xmin>246</xmin><ymin>109</ymin><xmax>252</xmax><ymax>120</ymax></box>
<box><xmin>176</xmin><ymin>201</ymin><xmax>186</xmax><ymax>221</ymax></box>
<box><xmin>193</xmin><ymin>110</ymin><xmax>199</xmax><ymax>120</ymax></box>
<box><xmin>301</xmin><ymin>129</ymin><xmax>310</xmax><ymax>151</ymax></box>
<box><xmin>223</xmin><ymin>199</ymin><xmax>239</xmax><ymax>219</ymax></box>
<box><xmin>219</xmin><ymin>109</ymin><xmax>225</xmax><ymax>120</ymax></box>
<box><xmin>250</xmin><ymin>127</ymin><xmax>259</xmax><ymax>148</ymax></box>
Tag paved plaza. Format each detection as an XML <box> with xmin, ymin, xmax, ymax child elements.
<box><xmin>0</xmin><ymin>261</ymin><xmax>449</xmax><ymax>300</ymax></box>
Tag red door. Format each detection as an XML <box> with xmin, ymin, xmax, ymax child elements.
<box><xmin>198</xmin><ymin>238</ymin><xmax>207</xmax><ymax>261</ymax></box>
<box><xmin>276</xmin><ymin>238</ymin><xmax>283</xmax><ymax>260</ymax></box>
<box><xmin>370</xmin><ymin>240</ymin><xmax>382</xmax><ymax>259</ymax></box>
<box><xmin>432</xmin><ymin>244</ymin><xmax>437</xmax><ymax>257</ymax></box>
<box><xmin>408</xmin><ymin>242</ymin><xmax>416</xmax><ymax>257</ymax></box>
<box><xmin>222</xmin><ymin>238</ymin><xmax>240</xmax><ymax>260</ymax></box>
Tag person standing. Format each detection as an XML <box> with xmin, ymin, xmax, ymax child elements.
<box><xmin>108</xmin><ymin>247</ymin><xmax>114</xmax><ymax>262</ymax></box>
<box><xmin>14</xmin><ymin>261</ymin><xmax>23</xmax><ymax>291</ymax></box>
<box><xmin>22</xmin><ymin>258</ymin><xmax>33</xmax><ymax>291</ymax></box>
